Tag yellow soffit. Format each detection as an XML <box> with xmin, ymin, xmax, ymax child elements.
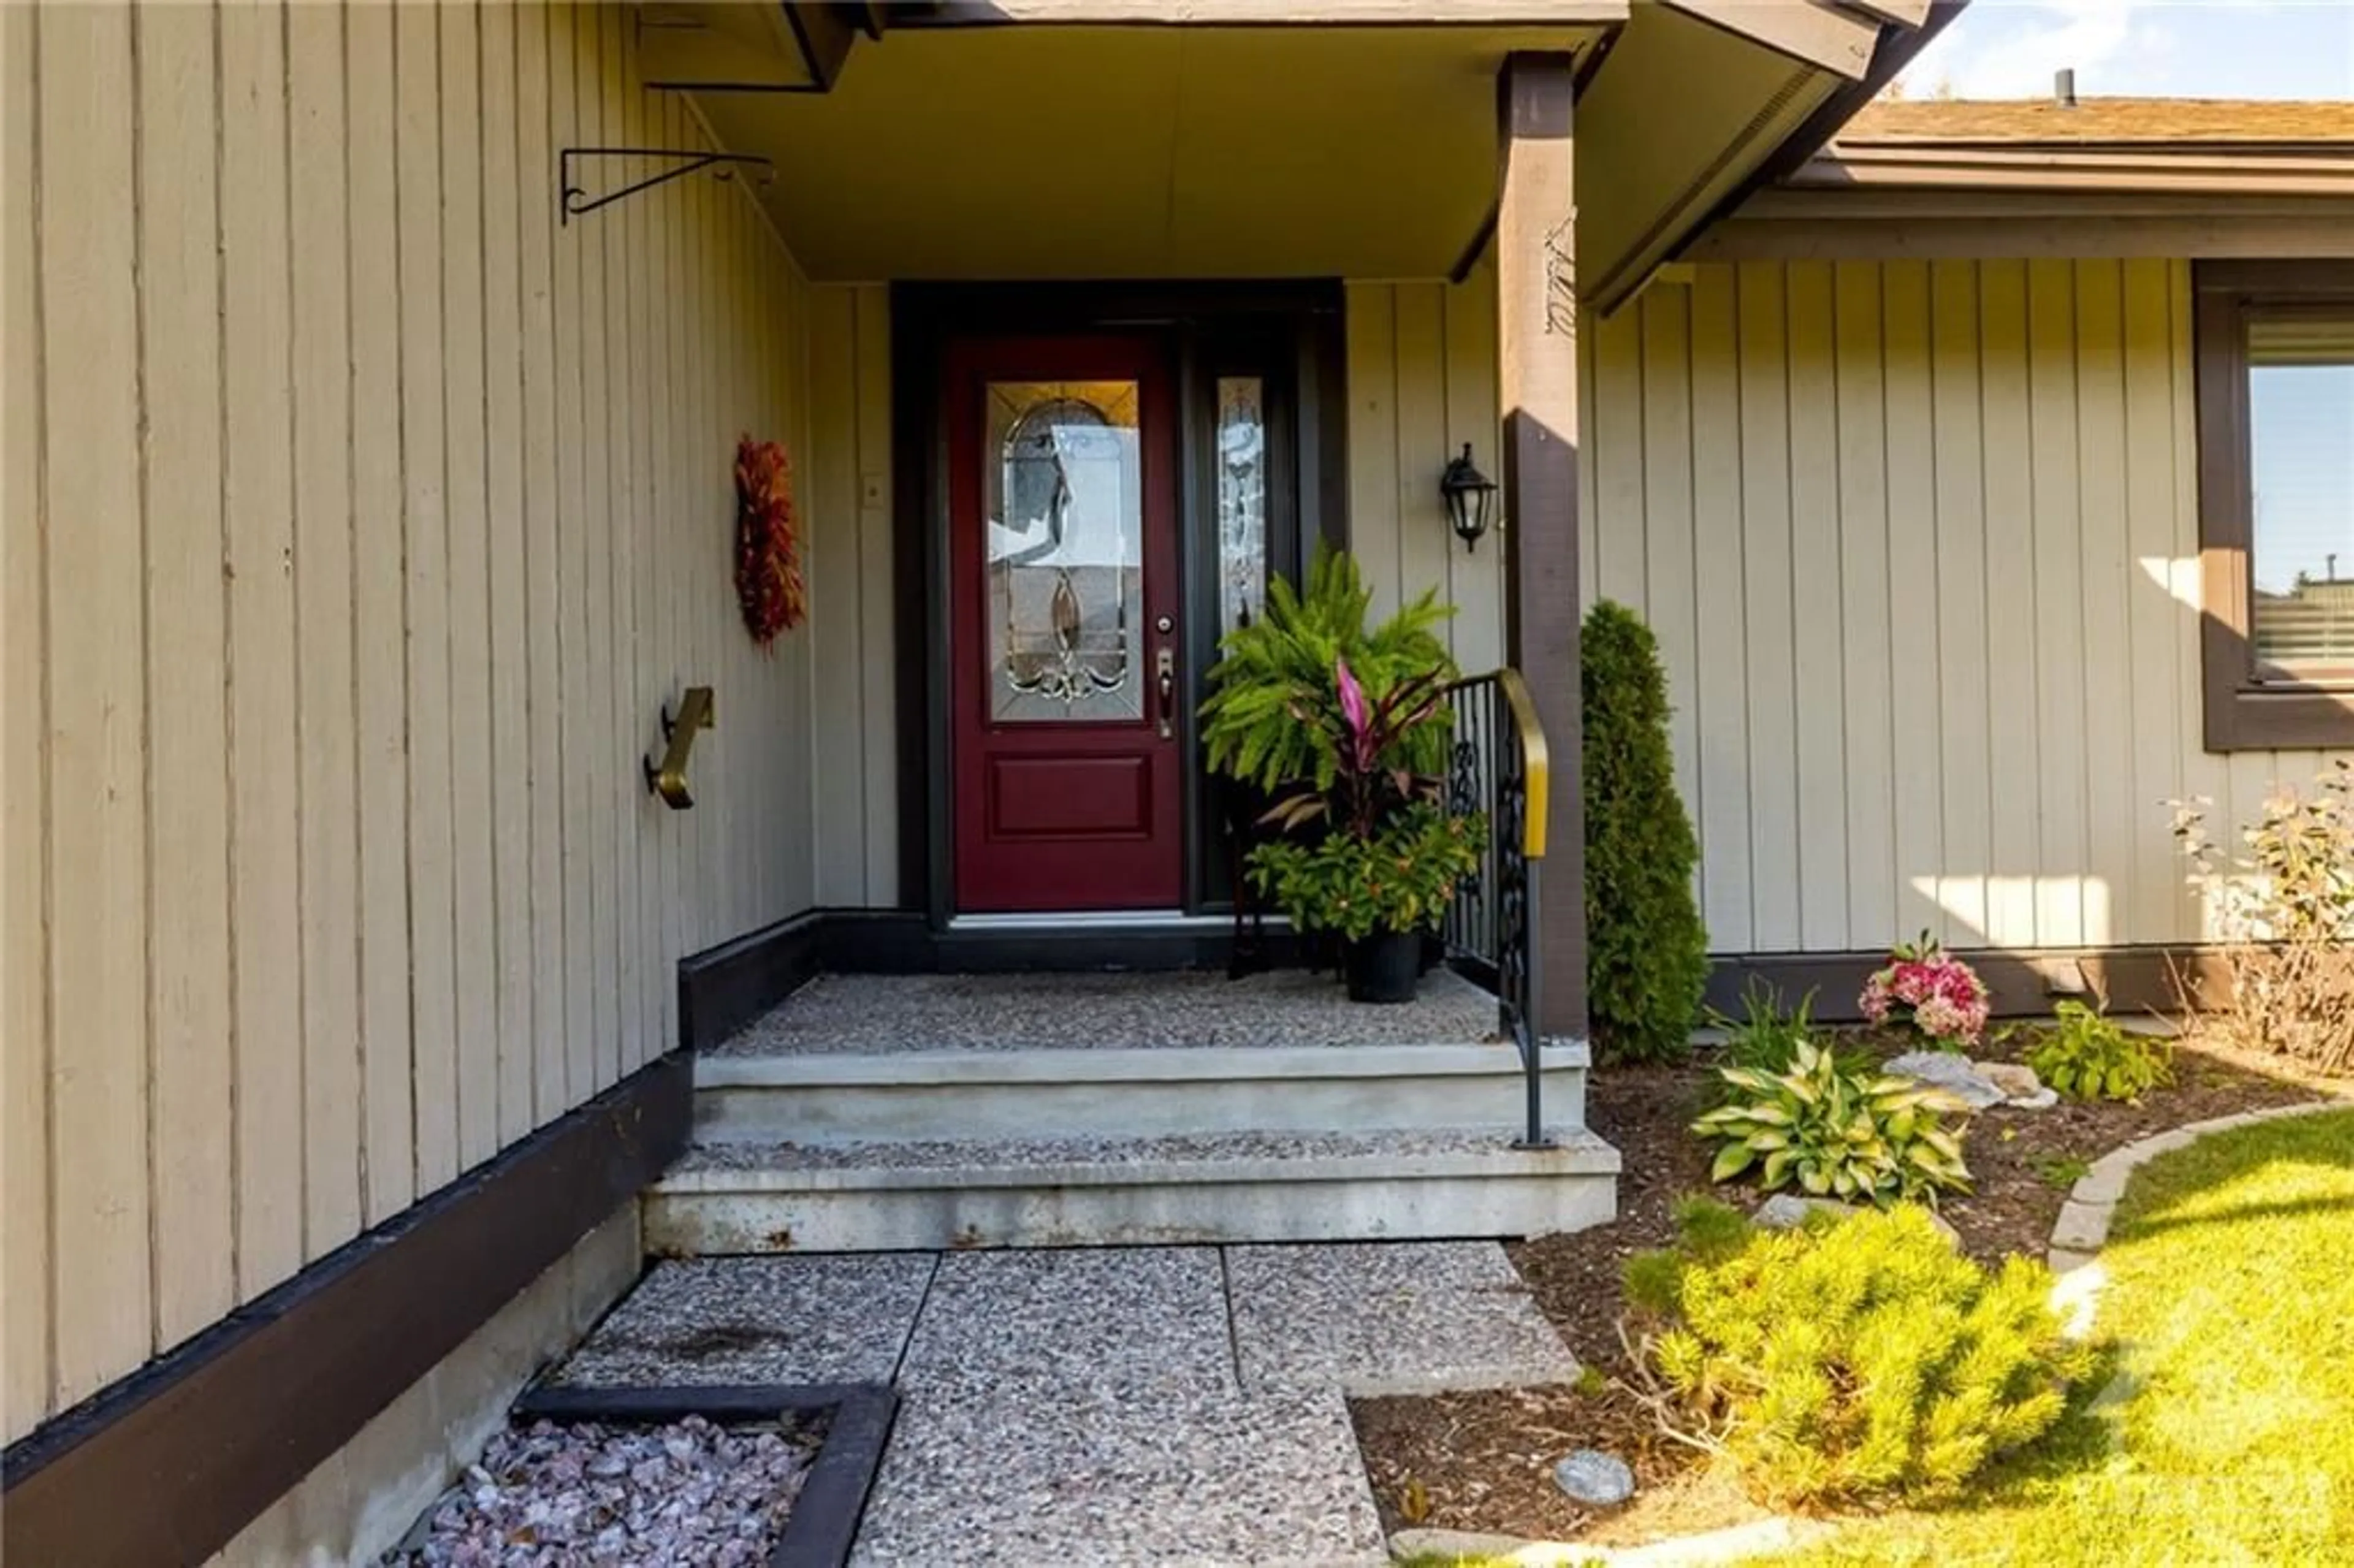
<box><xmin>691</xmin><ymin>21</ymin><xmax>1617</xmax><ymax>282</ymax></box>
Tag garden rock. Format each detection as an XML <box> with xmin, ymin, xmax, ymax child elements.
<box><xmin>1552</xmin><ymin>1448</ymin><xmax>1636</xmax><ymax>1507</ymax></box>
<box><xmin>1975</xmin><ymin>1061</ymin><xmax>2059</xmax><ymax>1109</ymax></box>
<box><xmin>1754</xmin><ymin>1193</ymin><xmax>1960</xmax><ymax>1246</ymax></box>
<box><xmin>1886</xmin><ymin>1051</ymin><xmax>2008</xmax><ymax>1109</ymax></box>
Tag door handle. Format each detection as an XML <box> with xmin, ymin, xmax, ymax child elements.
<box><xmin>1155</xmin><ymin>647</ymin><xmax>1175</xmax><ymax>740</ymax></box>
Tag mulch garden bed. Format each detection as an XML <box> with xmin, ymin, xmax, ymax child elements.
<box><xmin>1350</xmin><ymin>1024</ymin><xmax>2342</xmax><ymax>1548</ymax></box>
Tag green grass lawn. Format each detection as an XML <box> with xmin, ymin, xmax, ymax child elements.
<box><xmin>1758</xmin><ymin>1106</ymin><xmax>2354</xmax><ymax>1567</ymax></box>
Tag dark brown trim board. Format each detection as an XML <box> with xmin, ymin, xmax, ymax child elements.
<box><xmin>507</xmin><ymin>1383</ymin><xmax>898</xmax><ymax>1568</ymax></box>
<box><xmin>1708</xmin><ymin>945</ymin><xmax>2238</xmax><ymax>1023</ymax></box>
<box><xmin>1</xmin><ymin>1054</ymin><xmax>691</xmax><ymax>1568</ymax></box>
<box><xmin>2193</xmin><ymin>259</ymin><xmax>2354</xmax><ymax>751</ymax></box>
<box><xmin>1497</xmin><ymin>53</ymin><xmax>1590</xmax><ymax>1040</ymax></box>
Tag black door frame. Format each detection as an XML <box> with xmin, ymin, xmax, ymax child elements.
<box><xmin>889</xmin><ymin>280</ymin><xmax>1347</xmax><ymax>929</ymax></box>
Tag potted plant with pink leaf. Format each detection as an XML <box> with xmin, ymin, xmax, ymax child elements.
<box><xmin>1244</xmin><ymin>657</ymin><xmax>1486</xmax><ymax>1003</ymax></box>
<box><xmin>1861</xmin><ymin>934</ymin><xmax>1991</xmax><ymax>1052</ymax></box>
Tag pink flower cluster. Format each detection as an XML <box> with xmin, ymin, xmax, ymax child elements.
<box><xmin>1860</xmin><ymin>938</ymin><xmax>1990</xmax><ymax>1049</ymax></box>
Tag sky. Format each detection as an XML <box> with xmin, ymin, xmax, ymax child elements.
<box><xmin>1895</xmin><ymin>0</ymin><xmax>2354</xmax><ymax>101</ymax></box>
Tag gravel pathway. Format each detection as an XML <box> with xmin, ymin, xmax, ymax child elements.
<box><xmin>709</xmin><ymin>969</ymin><xmax>1499</xmax><ymax>1056</ymax></box>
<box><xmin>388</xmin><ymin>1414</ymin><xmax>821</xmax><ymax>1567</ymax></box>
<box><xmin>537</xmin><ymin>1243</ymin><xmax>1578</xmax><ymax>1566</ymax></box>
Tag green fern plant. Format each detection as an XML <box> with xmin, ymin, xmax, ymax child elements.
<box><xmin>1199</xmin><ymin>544</ymin><xmax>1455</xmax><ymax>795</ymax></box>
<box><xmin>2024</xmin><ymin>1001</ymin><xmax>2173</xmax><ymax>1103</ymax></box>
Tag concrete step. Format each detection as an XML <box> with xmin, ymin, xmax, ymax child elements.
<box><xmin>692</xmin><ymin>1040</ymin><xmax>1589</xmax><ymax>1144</ymax></box>
<box><xmin>643</xmin><ymin>1128</ymin><xmax>1621</xmax><ymax>1253</ymax></box>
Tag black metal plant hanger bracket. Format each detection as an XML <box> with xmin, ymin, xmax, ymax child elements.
<box><xmin>558</xmin><ymin>147</ymin><xmax>775</xmax><ymax>226</ymax></box>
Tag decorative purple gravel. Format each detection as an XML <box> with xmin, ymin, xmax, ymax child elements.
<box><xmin>388</xmin><ymin>1414</ymin><xmax>823</xmax><ymax>1567</ymax></box>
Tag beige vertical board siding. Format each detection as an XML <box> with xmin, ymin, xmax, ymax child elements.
<box><xmin>221</xmin><ymin>0</ymin><xmax>305</xmax><ymax>1297</ymax></box>
<box><xmin>1391</xmin><ymin>287</ymin><xmax>1452</xmax><ymax>632</ymax></box>
<box><xmin>1686</xmin><ymin>268</ymin><xmax>1751</xmax><ymax>950</ymax></box>
<box><xmin>134</xmin><ymin>0</ymin><xmax>237</xmax><ymax>1348</ymax></box>
<box><xmin>1978</xmin><ymin>259</ymin><xmax>2038</xmax><ymax>950</ymax></box>
<box><xmin>1785</xmin><ymin>262</ymin><xmax>1848</xmax><ymax>948</ymax></box>
<box><xmin>438</xmin><ymin>0</ymin><xmax>498</xmax><ymax>1171</ymax></box>
<box><xmin>1832</xmin><ymin>262</ymin><xmax>1895</xmax><ymax>942</ymax></box>
<box><xmin>808</xmin><ymin>291</ymin><xmax>862</xmax><ymax>905</ymax></box>
<box><xmin>856</xmin><ymin>286</ymin><xmax>898</xmax><ymax>902</ymax></box>
<box><xmin>519</xmin><ymin>0</ymin><xmax>565</xmax><ymax>1123</ymax></box>
<box><xmin>37</xmin><ymin>0</ymin><xmax>151</xmax><ymax>1406</ymax></box>
<box><xmin>1584</xmin><ymin>256</ymin><xmax>2350</xmax><ymax>955</ymax></box>
<box><xmin>1344</xmin><ymin>285</ymin><xmax>1401</xmax><ymax>617</ymax></box>
<box><xmin>600</xmin><ymin>1</ymin><xmax>645</xmax><ymax>1076</ymax></box>
<box><xmin>2025</xmin><ymin>259</ymin><xmax>2089</xmax><ymax>946</ymax></box>
<box><xmin>2074</xmin><ymin>261</ymin><xmax>2136</xmax><ymax>947</ymax></box>
<box><xmin>1591</xmin><ymin>304</ymin><xmax>1645</xmax><ymax>611</ymax></box>
<box><xmin>546</xmin><ymin>2</ymin><xmax>589</xmax><ymax>1109</ymax></box>
<box><xmin>1637</xmin><ymin>290</ymin><xmax>1700</xmax><ymax>825</ymax></box>
<box><xmin>1881</xmin><ymin>261</ymin><xmax>1947</xmax><ymax>942</ymax></box>
<box><xmin>1343</xmin><ymin>278</ymin><xmax>1507</xmax><ymax>669</ymax></box>
<box><xmin>1736</xmin><ymin>264</ymin><xmax>1800</xmax><ymax>950</ymax></box>
<box><xmin>397</xmin><ymin>0</ymin><xmax>459</xmax><ymax>1195</ymax></box>
<box><xmin>2124</xmin><ymin>261</ymin><xmax>2191</xmax><ymax>941</ymax></box>
<box><xmin>1441</xmin><ymin>261</ymin><xmax>1503</xmax><ymax>676</ymax></box>
<box><xmin>479</xmin><ymin>0</ymin><xmax>533</xmax><ymax>1140</ymax></box>
<box><xmin>9</xmin><ymin>1</ymin><xmax>820</xmax><ymax>1441</ymax></box>
<box><xmin>346</xmin><ymin>0</ymin><xmax>416</xmax><ymax>1227</ymax></box>
<box><xmin>1928</xmin><ymin>261</ymin><xmax>1990</xmax><ymax>945</ymax></box>
<box><xmin>2</xmin><ymin>0</ymin><xmax>51</xmax><ymax>1437</ymax></box>
<box><xmin>573</xmin><ymin>6</ymin><xmax>617</xmax><ymax>1090</ymax></box>
<box><xmin>288</xmin><ymin>1</ymin><xmax>362</xmax><ymax>1250</ymax></box>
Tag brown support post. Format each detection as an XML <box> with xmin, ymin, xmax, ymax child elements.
<box><xmin>1497</xmin><ymin>52</ymin><xmax>1588</xmax><ymax>1041</ymax></box>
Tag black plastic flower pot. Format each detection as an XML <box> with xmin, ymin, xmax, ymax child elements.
<box><xmin>1344</xmin><ymin>929</ymin><xmax>1423</xmax><ymax>1004</ymax></box>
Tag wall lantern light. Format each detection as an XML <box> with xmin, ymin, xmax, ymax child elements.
<box><xmin>1439</xmin><ymin>443</ymin><xmax>1498</xmax><ymax>553</ymax></box>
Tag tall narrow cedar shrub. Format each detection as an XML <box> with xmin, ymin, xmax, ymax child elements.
<box><xmin>1583</xmin><ymin>600</ymin><xmax>1708</xmax><ymax>1062</ymax></box>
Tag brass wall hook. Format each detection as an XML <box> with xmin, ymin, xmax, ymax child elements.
<box><xmin>644</xmin><ymin>685</ymin><xmax>714</xmax><ymax>810</ymax></box>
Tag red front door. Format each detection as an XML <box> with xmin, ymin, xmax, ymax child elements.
<box><xmin>948</xmin><ymin>335</ymin><xmax>1184</xmax><ymax>911</ymax></box>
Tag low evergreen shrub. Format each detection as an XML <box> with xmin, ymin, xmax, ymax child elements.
<box><xmin>1582</xmin><ymin>601</ymin><xmax>1708</xmax><ymax>1063</ymax></box>
<box><xmin>1625</xmin><ymin>1198</ymin><xmax>2097</xmax><ymax>1508</ymax></box>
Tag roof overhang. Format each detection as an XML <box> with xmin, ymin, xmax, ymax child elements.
<box><xmin>1570</xmin><ymin>0</ymin><xmax>1948</xmax><ymax>313</ymax></box>
<box><xmin>691</xmin><ymin>16</ymin><xmax>1621</xmax><ymax>280</ymax></box>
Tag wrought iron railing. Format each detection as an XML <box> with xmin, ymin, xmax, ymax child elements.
<box><xmin>1441</xmin><ymin>669</ymin><xmax>1552</xmax><ymax>1149</ymax></box>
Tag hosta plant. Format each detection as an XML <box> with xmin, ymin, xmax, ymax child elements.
<box><xmin>1861</xmin><ymin>933</ymin><xmax>1991</xmax><ymax>1052</ymax></box>
<box><xmin>1623</xmin><ymin>1198</ymin><xmax>2097</xmax><ymax>1507</ymax></box>
<box><xmin>1693</xmin><ymin>1039</ymin><xmax>1972</xmax><ymax>1206</ymax></box>
<box><xmin>2024</xmin><ymin>1001</ymin><xmax>2173</xmax><ymax>1103</ymax></box>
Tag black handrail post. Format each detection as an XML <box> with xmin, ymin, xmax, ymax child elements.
<box><xmin>1516</xmin><ymin>858</ymin><xmax>1551</xmax><ymax>1150</ymax></box>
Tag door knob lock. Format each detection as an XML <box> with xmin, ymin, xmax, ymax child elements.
<box><xmin>1154</xmin><ymin>647</ymin><xmax>1176</xmax><ymax>739</ymax></box>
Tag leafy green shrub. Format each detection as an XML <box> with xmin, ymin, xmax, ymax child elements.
<box><xmin>1200</xmin><ymin>545</ymin><xmax>1454</xmax><ymax>794</ymax></box>
<box><xmin>1693</xmin><ymin>1040</ymin><xmax>1972</xmax><ymax>1205</ymax></box>
<box><xmin>2023</xmin><ymin>1001</ymin><xmax>2173</xmax><ymax>1103</ymax></box>
<box><xmin>1583</xmin><ymin>601</ymin><xmax>1708</xmax><ymax>1063</ymax></box>
<box><xmin>1624</xmin><ymin>1198</ymin><xmax>2097</xmax><ymax>1507</ymax></box>
<box><xmin>1247</xmin><ymin>803</ymin><xmax>1485</xmax><ymax>943</ymax></box>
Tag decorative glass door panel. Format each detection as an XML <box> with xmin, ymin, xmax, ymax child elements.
<box><xmin>948</xmin><ymin>338</ymin><xmax>1183</xmax><ymax>912</ymax></box>
<box><xmin>985</xmin><ymin>381</ymin><xmax>1144</xmax><ymax>723</ymax></box>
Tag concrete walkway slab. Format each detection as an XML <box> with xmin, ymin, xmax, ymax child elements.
<box><xmin>848</xmin><ymin>1382</ymin><xmax>1386</xmax><ymax>1567</ymax></box>
<box><xmin>550</xmin><ymin>1254</ymin><xmax>934</xmax><ymax>1387</ymax></box>
<box><xmin>895</xmin><ymin>1246</ymin><xmax>1236</xmax><ymax>1395</ymax></box>
<box><xmin>1228</xmin><ymin>1240</ymin><xmax>1580</xmax><ymax>1395</ymax></box>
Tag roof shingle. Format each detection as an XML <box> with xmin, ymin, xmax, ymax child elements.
<box><xmin>1837</xmin><ymin>97</ymin><xmax>2354</xmax><ymax>149</ymax></box>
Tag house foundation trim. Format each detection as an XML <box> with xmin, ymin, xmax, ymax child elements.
<box><xmin>1706</xmin><ymin>944</ymin><xmax>2239</xmax><ymax>1023</ymax></box>
<box><xmin>0</xmin><ymin>1054</ymin><xmax>690</xmax><ymax>1568</ymax></box>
